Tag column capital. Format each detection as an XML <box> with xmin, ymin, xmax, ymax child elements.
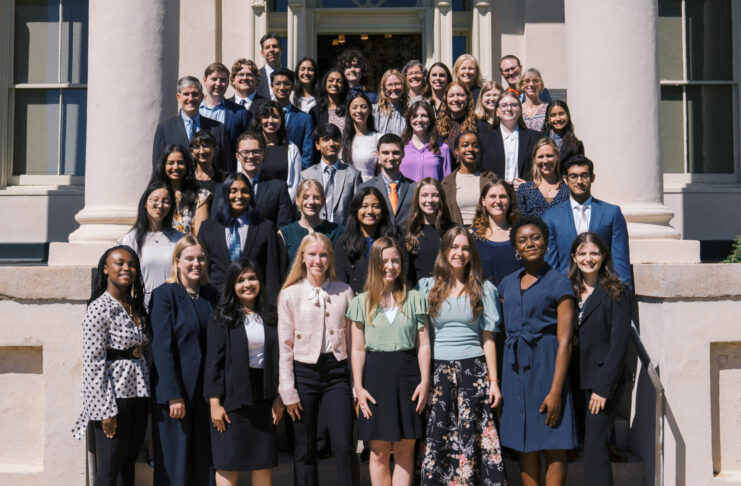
<box><xmin>251</xmin><ymin>0</ymin><xmax>267</xmax><ymax>13</ymax></box>
<box><xmin>435</xmin><ymin>0</ymin><xmax>451</xmax><ymax>11</ymax></box>
<box><xmin>473</xmin><ymin>0</ymin><xmax>491</xmax><ymax>11</ymax></box>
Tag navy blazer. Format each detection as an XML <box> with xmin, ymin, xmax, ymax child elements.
<box><xmin>203</xmin><ymin>310</ymin><xmax>279</xmax><ymax>410</ymax></box>
<box><xmin>149</xmin><ymin>283</ymin><xmax>219</xmax><ymax>404</ymax></box>
<box><xmin>197</xmin><ymin>214</ymin><xmax>282</xmax><ymax>303</ymax></box>
<box><xmin>283</xmin><ymin>104</ymin><xmax>315</xmax><ymax>169</ymax></box>
<box><xmin>359</xmin><ymin>174</ymin><xmax>415</xmax><ymax>233</ymax></box>
<box><xmin>253</xmin><ymin>178</ymin><xmax>295</xmax><ymax>227</ymax></box>
<box><xmin>476</xmin><ymin>120</ymin><xmax>543</xmax><ymax>180</ymax></box>
<box><xmin>256</xmin><ymin>66</ymin><xmax>273</xmax><ymax>100</ymax></box>
<box><xmin>227</xmin><ymin>93</ymin><xmax>268</xmax><ymax>117</ymax></box>
<box><xmin>542</xmin><ymin>198</ymin><xmax>632</xmax><ymax>288</ymax></box>
<box><xmin>578</xmin><ymin>285</ymin><xmax>631</xmax><ymax>398</ymax></box>
<box><xmin>152</xmin><ymin>115</ymin><xmax>233</xmax><ymax>172</ymax></box>
<box><xmin>218</xmin><ymin>98</ymin><xmax>251</xmax><ymax>148</ymax></box>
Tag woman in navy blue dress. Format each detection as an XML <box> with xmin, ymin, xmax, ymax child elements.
<box><xmin>516</xmin><ymin>138</ymin><xmax>570</xmax><ymax>219</ymax></box>
<box><xmin>498</xmin><ymin>216</ymin><xmax>578</xmax><ymax>486</ymax></box>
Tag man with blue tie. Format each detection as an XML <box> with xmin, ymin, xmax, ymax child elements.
<box><xmin>542</xmin><ymin>154</ymin><xmax>632</xmax><ymax>287</ymax></box>
<box><xmin>271</xmin><ymin>68</ymin><xmax>315</xmax><ymax>169</ymax></box>
<box><xmin>199</xmin><ymin>62</ymin><xmax>251</xmax><ymax>159</ymax></box>
<box><xmin>151</xmin><ymin>76</ymin><xmax>232</xmax><ymax>171</ymax></box>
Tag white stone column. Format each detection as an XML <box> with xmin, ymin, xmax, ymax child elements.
<box><xmin>564</xmin><ymin>0</ymin><xmax>699</xmax><ymax>263</ymax></box>
<box><xmin>433</xmin><ymin>0</ymin><xmax>453</xmax><ymax>68</ymax></box>
<box><xmin>48</xmin><ymin>0</ymin><xmax>179</xmax><ymax>266</ymax></box>
<box><xmin>287</xmin><ymin>0</ymin><xmax>306</xmax><ymax>68</ymax></box>
<box><xmin>471</xmin><ymin>0</ymin><xmax>495</xmax><ymax>81</ymax></box>
<box><xmin>247</xmin><ymin>0</ymin><xmax>268</xmax><ymax>62</ymax></box>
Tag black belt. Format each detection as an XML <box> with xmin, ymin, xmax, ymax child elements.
<box><xmin>106</xmin><ymin>346</ymin><xmax>143</xmax><ymax>361</ymax></box>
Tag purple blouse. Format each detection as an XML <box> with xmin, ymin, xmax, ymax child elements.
<box><xmin>400</xmin><ymin>140</ymin><xmax>453</xmax><ymax>182</ymax></box>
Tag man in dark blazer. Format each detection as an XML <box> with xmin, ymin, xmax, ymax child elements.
<box><xmin>236</xmin><ymin>133</ymin><xmax>294</xmax><ymax>227</ymax></box>
<box><xmin>272</xmin><ymin>68</ymin><xmax>315</xmax><ymax>169</ymax></box>
<box><xmin>200</xmin><ymin>62</ymin><xmax>251</xmax><ymax>152</ymax></box>
<box><xmin>152</xmin><ymin>75</ymin><xmax>232</xmax><ymax>171</ymax></box>
<box><xmin>228</xmin><ymin>58</ymin><xmax>268</xmax><ymax>116</ymax></box>
<box><xmin>256</xmin><ymin>33</ymin><xmax>283</xmax><ymax>100</ymax></box>
<box><xmin>543</xmin><ymin>155</ymin><xmax>632</xmax><ymax>287</ymax></box>
<box><xmin>359</xmin><ymin>133</ymin><xmax>415</xmax><ymax>232</ymax></box>
<box><xmin>476</xmin><ymin>118</ymin><xmax>541</xmax><ymax>184</ymax></box>
<box><xmin>299</xmin><ymin>124</ymin><xmax>361</xmax><ymax>225</ymax></box>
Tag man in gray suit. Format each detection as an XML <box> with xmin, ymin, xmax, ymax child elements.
<box><xmin>299</xmin><ymin>123</ymin><xmax>361</xmax><ymax>225</ymax></box>
<box><xmin>359</xmin><ymin>133</ymin><xmax>415</xmax><ymax>232</ymax></box>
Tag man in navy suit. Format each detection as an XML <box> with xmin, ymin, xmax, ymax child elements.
<box><xmin>200</xmin><ymin>62</ymin><xmax>250</xmax><ymax>151</ymax></box>
<box><xmin>152</xmin><ymin>76</ymin><xmax>232</xmax><ymax>171</ymax></box>
<box><xmin>256</xmin><ymin>33</ymin><xmax>283</xmax><ymax>100</ymax></box>
<box><xmin>271</xmin><ymin>68</ymin><xmax>315</xmax><ymax>169</ymax></box>
<box><xmin>228</xmin><ymin>58</ymin><xmax>268</xmax><ymax>115</ymax></box>
<box><xmin>359</xmin><ymin>133</ymin><xmax>415</xmax><ymax>232</ymax></box>
<box><xmin>542</xmin><ymin>155</ymin><xmax>632</xmax><ymax>287</ymax></box>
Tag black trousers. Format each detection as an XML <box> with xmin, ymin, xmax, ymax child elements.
<box><xmin>583</xmin><ymin>386</ymin><xmax>621</xmax><ymax>486</ymax></box>
<box><xmin>292</xmin><ymin>354</ymin><xmax>357</xmax><ymax>486</ymax></box>
<box><xmin>92</xmin><ymin>397</ymin><xmax>148</xmax><ymax>486</ymax></box>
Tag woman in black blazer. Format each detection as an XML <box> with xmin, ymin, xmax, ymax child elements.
<box><xmin>335</xmin><ymin>186</ymin><xmax>399</xmax><ymax>294</ymax></box>
<box><xmin>543</xmin><ymin>100</ymin><xmax>584</xmax><ymax>163</ymax></box>
<box><xmin>309</xmin><ymin>68</ymin><xmax>349</xmax><ymax>133</ymax></box>
<box><xmin>198</xmin><ymin>172</ymin><xmax>282</xmax><ymax>303</ymax></box>
<box><xmin>476</xmin><ymin>91</ymin><xmax>542</xmax><ymax>188</ymax></box>
<box><xmin>568</xmin><ymin>232</ymin><xmax>630</xmax><ymax>486</ymax></box>
<box><xmin>150</xmin><ymin>234</ymin><xmax>220</xmax><ymax>486</ymax></box>
<box><xmin>204</xmin><ymin>257</ymin><xmax>284</xmax><ymax>485</ymax></box>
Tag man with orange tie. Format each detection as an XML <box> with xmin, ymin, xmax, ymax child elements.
<box><xmin>359</xmin><ymin>133</ymin><xmax>415</xmax><ymax>233</ymax></box>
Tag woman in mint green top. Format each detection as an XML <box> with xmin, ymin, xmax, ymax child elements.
<box><xmin>347</xmin><ymin>237</ymin><xmax>431</xmax><ymax>486</ymax></box>
<box><xmin>416</xmin><ymin>225</ymin><xmax>507</xmax><ymax>486</ymax></box>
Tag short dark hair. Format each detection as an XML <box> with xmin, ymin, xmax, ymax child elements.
<box><xmin>270</xmin><ymin>67</ymin><xmax>295</xmax><ymax>84</ymax></box>
<box><xmin>204</xmin><ymin>62</ymin><xmax>229</xmax><ymax>78</ymax></box>
<box><xmin>313</xmin><ymin>123</ymin><xmax>342</xmax><ymax>143</ymax></box>
<box><xmin>260</xmin><ymin>33</ymin><xmax>281</xmax><ymax>49</ymax></box>
<box><xmin>500</xmin><ymin>54</ymin><xmax>521</xmax><ymax>67</ymax></box>
<box><xmin>336</xmin><ymin>49</ymin><xmax>367</xmax><ymax>72</ymax></box>
<box><xmin>377</xmin><ymin>133</ymin><xmax>403</xmax><ymax>151</ymax></box>
<box><xmin>509</xmin><ymin>215</ymin><xmax>550</xmax><ymax>248</ymax></box>
<box><xmin>561</xmin><ymin>154</ymin><xmax>594</xmax><ymax>177</ymax></box>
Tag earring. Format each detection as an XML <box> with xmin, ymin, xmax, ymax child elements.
<box><xmin>515</xmin><ymin>253</ymin><xmax>521</xmax><ymax>261</ymax></box>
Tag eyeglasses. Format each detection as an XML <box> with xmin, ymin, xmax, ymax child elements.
<box><xmin>191</xmin><ymin>144</ymin><xmax>213</xmax><ymax>150</ymax></box>
<box><xmin>147</xmin><ymin>197</ymin><xmax>172</xmax><ymax>207</ymax></box>
<box><xmin>501</xmin><ymin>66</ymin><xmax>520</xmax><ymax>74</ymax></box>
<box><xmin>566</xmin><ymin>172</ymin><xmax>592</xmax><ymax>181</ymax></box>
<box><xmin>235</xmin><ymin>72</ymin><xmax>257</xmax><ymax>78</ymax></box>
<box><xmin>238</xmin><ymin>149</ymin><xmax>263</xmax><ymax>157</ymax></box>
<box><xmin>498</xmin><ymin>103</ymin><xmax>520</xmax><ymax>110</ymax></box>
<box><xmin>272</xmin><ymin>81</ymin><xmax>293</xmax><ymax>87</ymax></box>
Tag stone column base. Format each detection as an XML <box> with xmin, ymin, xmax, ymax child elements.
<box><xmin>630</xmin><ymin>239</ymin><xmax>700</xmax><ymax>264</ymax></box>
<box><xmin>48</xmin><ymin>241</ymin><xmax>116</xmax><ymax>267</ymax></box>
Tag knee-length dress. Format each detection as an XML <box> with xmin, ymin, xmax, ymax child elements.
<box><xmin>497</xmin><ymin>264</ymin><xmax>578</xmax><ymax>452</ymax></box>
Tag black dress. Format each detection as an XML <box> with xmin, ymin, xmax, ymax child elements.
<box><xmin>261</xmin><ymin>145</ymin><xmax>289</xmax><ymax>183</ymax></box>
<box><xmin>407</xmin><ymin>223</ymin><xmax>453</xmax><ymax>285</ymax></box>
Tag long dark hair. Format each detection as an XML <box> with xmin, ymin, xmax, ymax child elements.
<box><xmin>249</xmin><ymin>101</ymin><xmax>287</xmax><ymax>146</ymax></box>
<box><xmin>212</xmin><ymin>257</ymin><xmax>276</xmax><ymax>328</ymax></box>
<box><xmin>293</xmin><ymin>57</ymin><xmax>318</xmax><ymax>99</ymax></box>
<box><xmin>212</xmin><ymin>172</ymin><xmax>255</xmax><ymax>226</ymax></box>
<box><xmin>568</xmin><ymin>232</ymin><xmax>625</xmax><ymax>301</ymax></box>
<box><xmin>89</xmin><ymin>245</ymin><xmax>147</xmax><ymax>323</ymax></box>
<box><xmin>342</xmin><ymin>186</ymin><xmax>397</xmax><ymax>261</ymax></box>
<box><xmin>150</xmin><ymin>144</ymin><xmax>199</xmax><ymax>212</ymax></box>
<box><xmin>190</xmin><ymin>129</ymin><xmax>224</xmax><ymax>182</ymax></box>
<box><xmin>543</xmin><ymin>100</ymin><xmax>582</xmax><ymax>157</ymax></box>
<box><xmin>471</xmin><ymin>180</ymin><xmax>520</xmax><ymax>238</ymax></box>
<box><xmin>131</xmin><ymin>181</ymin><xmax>176</xmax><ymax>252</ymax></box>
<box><xmin>405</xmin><ymin>178</ymin><xmax>452</xmax><ymax>254</ymax></box>
<box><xmin>402</xmin><ymin>100</ymin><xmax>441</xmax><ymax>155</ymax></box>
<box><xmin>315</xmin><ymin>68</ymin><xmax>348</xmax><ymax>118</ymax></box>
<box><xmin>341</xmin><ymin>91</ymin><xmax>376</xmax><ymax>169</ymax></box>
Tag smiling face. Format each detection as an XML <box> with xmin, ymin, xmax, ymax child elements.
<box><xmin>405</xmin><ymin>65</ymin><xmax>424</xmax><ymax>92</ymax></box>
<box><xmin>177</xmin><ymin>244</ymin><xmax>207</xmax><ymax>285</ymax></box>
<box><xmin>564</xmin><ymin>163</ymin><xmax>594</xmax><ymax>200</ymax></box>
<box><xmin>344</xmin><ymin>58</ymin><xmax>362</xmax><ymax>86</ymax></box>
<box><xmin>357</xmin><ymin>193</ymin><xmax>383</xmax><ymax>231</ymax></box>
<box><xmin>483</xmin><ymin>184</ymin><xmax>510</xmax><ymax>220</ymax></box>
<box><xmin>315</xmin><ymin>135</ymin><xmax>341</xmax><ymax>162</ymax></box>
<box><xmin>499</xmin><ymin>58</ymin><xmax>522</xmax><ymax>87</ymax></box>
<box><xmin>548</xmin><ymin>105</ymin><xmax>569</xmax><ymax>133</ymax></box>
<box><xmin>418</xmin><ymin>183</ymin><xmax>441</xmax><ymax>216</ymax></box>
<box><xmin>325</xmin><ymin>71</ymin><xmax>344</xmax><ymax>96</ymax></box>
<box><xmin>260</xmin><ymin>108</ymin><xmax>282</xmax><ymax>135</ymax></box>
<box><xmin>381</xmin><ymin>246</ymin><xmax>402</xmax><ymax>285</ymax></box>
<box><xmin>233</xmin><ymin>64</ymin><xmax>259</xmax><ymax>95</ymax></box>
<box><xmin>261</xmin><ymin>38</ymin><xmax>282</xmax><ymax>67</ymax></box>
<box><xmin>165</xmin><ymin>151</ymin><xmax>187</xmax><ymax>182</ymax></box>
<box><xmin>349</xmin><ymin>96</ymin><xmax>370</xmax><ymax>125</ymax></box>
<box><xmin>496</xmin><ymin>93</ymin><xmax>521</xmax><ymax>124</ymax></box>
<box><xmin>446</xmin><ymin>84</ymin><xmax>468</xmax><ymax>116</ymax></box>
<box><xmin>410</xmin><ymin>105</ymin><xmax>430</xmax><ymax>135</ymax></box>
<box><xmin>573</xmin><ymin>241</ymin><xmax>604</xmax><ymax>278</ymax></box>
<box><xmin>299</xmin><ymin>185</ymin><xmax>323</xmax><ymax>217</ymax></box>
<box><xmin>203</xmin><ymin>70</ymin><xmax>228</xmax><ymax>99</ymax></box>
<box><xmin>297</xmin><ymin>60</ymin><xmax>316</xmax><ymax>87</ymax></box>
<box><xmin>481</xmin><ymin>87</ymin><xmax>501</xmax><ymax>113</ymax></box>
<box><xmin>229</xmin><ymin>179</ymin><xmax>252</xmax><ymax>217</ymax></box>
<box><xmin>104</xmin><ymin>249</ymin><xmax>137</xmax><ymax>289</ymax></box>
<box><xmin>456</xmin><ymin>59</ymin><xmax>477</xmax><ymax>87</ymax></box>
<box><xmin>534</xmin><ymin>144</ymin><xmax>558</xmax><ymax>179</ymax></box>
<box><xmin>146</xmin><ymin>188</ymin><xmax>172</xmax><ymax>224</ymax></box>
<box><xmin>270</xmin><ymin>74</ymin><xmax>292</xmax><ymax>102</ymax></box>
<box><xmin>377</xmin><ymin>142</ymin><xmax>403</xmax><ymax>174</ymax></box>
<box><xmin>384</xmin><ymin>75</ymin><xmax>403</xmax><ymax>103</ymax></box>
<box><xmin>302</xmin><ymin>240</ymin><xmax>331</xmax><ymax>281</ymax></box>
<box><xmin>521</xmin><ymin>74</ymin><xmax>542</xmax><ymax>97</ymax></box>
<box><xmin>191</xmin><ymin>140</ymin><xmax>215</xmax><ymax>167</ymax></box>
<box><xmin>455</xmin><ymin>132</ymin><xmax>480</xmax><ymax>170</ymax></box>
<box><xmin>236</xmin><ymin>138</ymin><xmax>264</xmax><ymax>175</ymax></box>
<box><xmin>234</xmin><ymin>268</ymin><xmax>261</xmax><ymax>307</ymax></box>
<box><xmin>176</xmin><ymin>85</ymin><xmax>204</xmax><ymax>118</ymax></box>
<box><xmin>514</xmin><ymin>224</ymin><xmax>546</xmax><ymax>262</ymax></box>
<box><xmin>447</xmin><ymin>234</ymin><xmax>471</xmax><ymax>272</ymax></box>
<box><xmin>428</xmin><ymin>66</ymin><xmax>449</xmax><ymax>92</ymax></box>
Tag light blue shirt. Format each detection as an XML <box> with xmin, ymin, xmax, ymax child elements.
<box><xmin>417</xmin><ymin>278</ymin><xmax>501</xmax><ymax>361</ymax></box>
<box><xmin>180</xmin><ymin>111</ymin><xmax>200</xmax><ymax>139</ymax></box>
<box><xmin>199</xmin><ymin>99</ymin><xmax>226</xmax><ymax>124</ymax></box>
<box><xmin>380</xmin><ymin>172</ymin><xmax>402</xmax><ymax>196</ymax></box>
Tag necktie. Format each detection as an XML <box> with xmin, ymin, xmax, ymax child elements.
<box><xmin>239</xmin><ymin>98</ymin><xmax>246</xmax><ymax>107</ymax></box>
<box><xmin>324</xmin><ymin>165</ymin><xmax>336</xmax><ymax>222</ymax></box>
<box><xmin>228</xmin><ymin>221</ymin><xmax>241</xmax><ymax>261</ymax></box>
<box><xmin>388</xmin><ymin>182</ymin><xmax>399</xmax><ymax>214</ymax></box>
<box><xmin>186</xmin><ymin>118</ymin><xmax>195</xmax><ymax>140</ymax></box>
<box><xmin>577</xmin><ymin>205</ymin><xmax>588</xmax><ymax>234</ymax></box>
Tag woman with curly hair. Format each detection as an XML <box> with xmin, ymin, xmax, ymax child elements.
<box><xmin>435</xmin><ymin>81</ymin><xmax>477</xmax><ymax>162</ymax></box>
<box><xmin>372</xmin><ymin>69</ymin><xmax>408</xmax><ymax>137</ymax></box>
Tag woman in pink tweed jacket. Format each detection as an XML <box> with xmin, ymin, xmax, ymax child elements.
<box><xmin>277</xmin><ymin>232</ymin><xmax>357</xmax><ymax>486</ymax></box>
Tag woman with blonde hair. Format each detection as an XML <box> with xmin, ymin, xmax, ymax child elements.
<box><xmin>519</xmin><ymin>68</ymin><xmax>548</xmax><ymax>131</ymax></box>
<box><xmin>372</xmin><ymin>69</ymin><xmax>408</xmax><ymax>136</ymax></box>
<box><xmin>348</xmin><ymin>237</ymin><xmax>430</xmax><ymax>485</ymax></box>
<box><xmin>516</xmin><ymin>137</ymin><xmax>570</xmax><ymax>218</ymax></box>
<box><xmin>278</xmin><ymin>233</ymin><xmax>356</xmax><ymax>486</ymax></box>
<box><xmin>453</xmin><ymin>54</ymin><xmax>484</xmax><ymax>103</ymax></box>
<box><xmin>418</xmin><ymin>226</ymin><xmax>506</xmax><ymax>486</ymax></box>
<box><xmin>150</xmin><ymin>234</ymin><xmax>219</xmax><ymax>486</ymax></box>
<box><xmin>278</xmin><ymin>179</ymin><xmax>344</xmax><ymax>267</ymax></box>
<box><xmin>436</xmin><ymin>81</ymin><xmax>478</xmax><ymax>159</ymax></box>
<box><xmin>474</xmin><ymin>80</ymin><xmax>505</xmax><ymax>125</ymax></box>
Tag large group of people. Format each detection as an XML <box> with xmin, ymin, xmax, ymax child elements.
<box><xmin>74</xmin><ymin>33</ymin><xmax>633</xmax><ymax>486</ymax></box>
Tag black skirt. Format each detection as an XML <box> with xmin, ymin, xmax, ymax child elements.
<box><xmin>359</xmin><ymin>349</ymin><xmax>425</xmax><ymax>442</ymax></box>
<box><xmin>210</xmin><ymin>368</ymin><xmax>278</xmax><ymax>471</ymax></box>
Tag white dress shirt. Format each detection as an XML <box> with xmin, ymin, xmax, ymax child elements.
<box><xmin>234</xmin><ymin>92</ymin><xmax>257</xmax><ymax>111</ymax></box>
<box><xmin>243</xmin><ymin>312</ymin><xmax>266</xmax><ymax>369</ymax></box>
<box><xmin>570</xmin><ymin>196</ymin><xmax>593</xmax><ymax>235</ymax></box>
<box><xmin>500</xmin><ymin>124</ymin><xmax>520</xmax><ymax>183</ymax></box>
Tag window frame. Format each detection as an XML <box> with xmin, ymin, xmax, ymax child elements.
<box><xmin>660</xmin><ymin>0</ymin><xmax>741</xmax><ymax>185</ymax></box>
<box><xmin>1</xmin><ymin>0</ymin><xmax>88</xmax><ymax>187</ymax></box>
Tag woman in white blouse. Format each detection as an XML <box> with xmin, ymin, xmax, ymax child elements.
<box><xmin>119</xmin><ymin>181</ymin><xmax>184</xmax><ymax>307</ymax></box>
<box><xmin>72</xmin><ymin>245</ymin><xmax>150</xmax><ymax>486</ymax></box>
<box><xmin>277</xmin><ymin>232</ymin><xmax>357</xmax><ymax>486</ymax></box>
<box><xmin>342</xmin><ymin>91</ymin><xmax>380</xmax><ymax>182</ymax></box>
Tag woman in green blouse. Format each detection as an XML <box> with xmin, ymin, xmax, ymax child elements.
<box><xmin>347</xmin><ymin>237</ymin><xmax>431</xmax><ymax>486</ymax></box>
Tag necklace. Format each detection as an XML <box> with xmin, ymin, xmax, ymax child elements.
<box><xmin>187</xmin><ymin>290</ymin><xmax>200</xmax><ymax>300</ymax></box>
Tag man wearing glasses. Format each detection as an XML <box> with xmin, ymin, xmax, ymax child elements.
<box><xmin>500</xmin><ymin>55</ymin><xmax>553</xmax><ymax>104</ymax></box>
<box><xmin>271</xmin><ymin>68</ymin><xmax>315</xmax><ymax>169</ymax></box>
<box><xmin>542</xmin><ymin>154</ymin><xmax>632</xmax><ymax>287</ymax></box>
<box><xmin>229</xmin><ymin>58</ymin><xmax>268</xmax><ymax>116</ymax></box>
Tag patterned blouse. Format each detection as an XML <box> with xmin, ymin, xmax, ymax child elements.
<box><xmin>522</xmin><ymin>103</ymin><xmax>548</xmax><ymax>131</ymax></box>
<box><xmin>72</xmin><ymin>292</ymin><xmax>150</xmax><ymax>439</ymax></box>
<box><xmin>172</xmin><ymin>188</ymin><xmax>211</xmax><ymax>234</ymax></box>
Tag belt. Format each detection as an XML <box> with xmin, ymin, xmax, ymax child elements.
<box><xmin>106</xmin><ymin>346</ymin><xmax>143</xmax><ymax>361</ymax></box>
<box><xmin>504</xmin><ymin>332</ymin><xmax>546</xmax><ymax>368</ymax></box>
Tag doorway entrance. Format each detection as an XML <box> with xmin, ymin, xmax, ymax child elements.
<box><xmin>316</xmin><ymin>34</ymin><xmax>422</xmax><ymax>92</ymax></box>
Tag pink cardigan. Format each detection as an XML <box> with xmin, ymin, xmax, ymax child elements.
<box><xmin>277</xmin><ymin>279</ymin><xmax>353</xmax><ymax>405</ymax></box>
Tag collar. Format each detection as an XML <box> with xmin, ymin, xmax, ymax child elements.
<box><xmin>200</xmin><ymin>98</ymin><xmax>225</xmax><ymax>110</ymax></box>
<box><xmin>228</xmin><ymin>211</ymin><xmax>250</xmax><ymax>227</ymax></box>
<box><xmin>405</xmin><ymin>139</ymin><xmax>429</xmax><ymax>152</ymax></box>
<box><xmin>180</xmin><ymin>110</ymin><xmax>200</xmax><ymax>123</ymax></box>
<box><xmin>381</xmin><ymin>171</ymin><xmax>401</xmax><ymax>187</ymax></box>
<box><xmin>248</xmin><ymin>172</ymin><xmax>260</xmax><ymax>185</ymax></box>
<box><xmin>570</xmin><ymin>196</ymin><xmax>593</xmax><ymax>210</ymax></box>
<box><xmin>500</xmin><ymin>124</ymin><xmax>519</xmax><ymax>137</ymax></box>
<box><xmin>282</xmin><ymin>103</ymin><xmax>298</xmax><ymax>113</ymax></box>
<box><xmin>514</xmin><ymin>262</ymin><xmax>552</xmax><ymax>281</ymax></box>
<box><xmin>321</xmin><ymin>159</ymin><xmax>339</xmax><ymax>171</ymax></box>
